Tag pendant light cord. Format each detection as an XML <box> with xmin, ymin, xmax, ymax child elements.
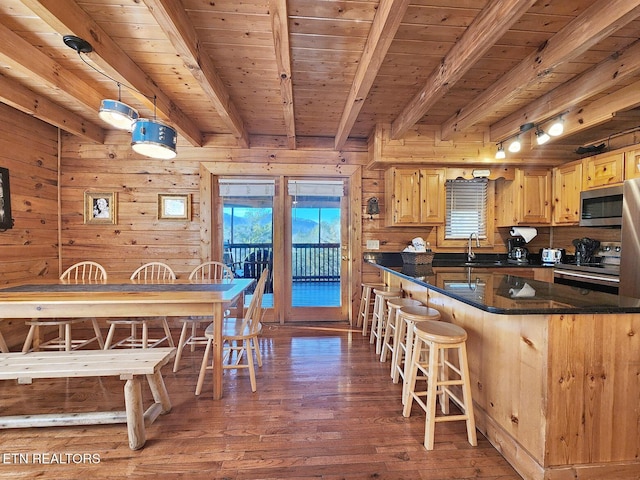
<box><xmin>74</xmin><ymin>51</ymin><xmax>156</xmax><ymax>104</ymax></box>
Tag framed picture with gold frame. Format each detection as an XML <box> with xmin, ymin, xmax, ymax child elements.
<box><xmin>158</xmin><ymin>193</ymin><xmax>190</xmax><ymax>220</ymax></box>
<box><xmin>84</xmin><ymin>191</ymin><xmax>117</xmax><ymax>224</ymax></box>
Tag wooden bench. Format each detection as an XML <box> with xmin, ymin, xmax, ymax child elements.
<box><xmin>0</xmin><ymin>347</ymin><xmax>175</xmax><ymax>450</ymax></box>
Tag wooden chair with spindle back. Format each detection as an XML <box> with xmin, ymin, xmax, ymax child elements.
<box><xmin>103</xmin><ymin>262</ymin><xmax>176</xmax><ymax>349</ymax></box>
<box><xmin>195</xmin><ymin>267</ymin><xmax>268</xmax><ymax>394</ymax></box>
<box><xmin>22</xmin><ymin>261</ymin><xmax>107</xmax><ymax>352</ymax></box>
<box><xmin>172</xmin><ymin>261</ymin><xmax>234</xmax><ymax>372</ymax></box>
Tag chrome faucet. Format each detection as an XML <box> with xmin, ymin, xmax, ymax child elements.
<box><xmin>467</xmin><ymin>232</ymin><xmax>480</xmax><ymax>262</ymax></box>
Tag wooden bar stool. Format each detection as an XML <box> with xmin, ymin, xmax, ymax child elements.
<box><xmin>369</xmin><ymin>287</ymin><xmax>402</xmax><ymax>355</ymax></box>
<box><xmin>357</xmin><ymin>282</ymin><xmax>386</xmax><ymax>335</ymax></box>
<box><xmin>402</xmin><ymin>320</ymin><xmax>477</xmax><ymax>451</ymax></box>
<box><xmin>395</xmin><ymin>305</ymin><xmax>441</xmax><ymax>404</ymax></box>
<box><xmin>380</xmin><ymin>297</ymin><xmax>422</xmax><ymax>370</ymax></box>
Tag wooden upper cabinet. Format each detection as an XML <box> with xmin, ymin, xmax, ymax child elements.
<box><xmin>384</xmin><ymin>167</ymin><xmax>445</xmax><ymax>226</ymax></box>
<box><xmin>496</xmin><ymin>169</ymin><xmax>551</xmax><ymax>226</ymax></box>
<box><xmin>625</xmin><ymin>149</ymin><xmax>640</xmax><ymax>179</ymax></box>
<box><xmin>582</xmin><ymin>152</ymin><xmax>624</xmax><ymax>189</ymax></box>
<box><xmin>519</xmin><ymin>169</ymin><xmax>552</xmax><ymax>225</ymax></box>
<box><xmin>553</xmin><ymin>161</ymin><xmax>582</xmax><ymax>225</ymax></box>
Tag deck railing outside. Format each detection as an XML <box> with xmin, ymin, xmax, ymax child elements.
<box><xmin>224</xmin><ymin>242</ymin><xmax>340</xmax><ymax>281</ymax></box>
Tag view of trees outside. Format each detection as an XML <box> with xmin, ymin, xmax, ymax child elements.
<box><xmin>223</xmin><ymin>196</ymin><xmax>341</xmax><ymax>281</ymax></box>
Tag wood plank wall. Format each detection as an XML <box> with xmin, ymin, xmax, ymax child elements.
<box><xmin>0</xmin><ymin>104</ymin><xmax>59</xmax><ymax>348</ymax></box>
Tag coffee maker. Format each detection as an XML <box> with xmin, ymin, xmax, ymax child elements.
<box><xmin>507</xmin><ymin>236</ymin><xmax>529</xmax><ymax>263</ymax></box>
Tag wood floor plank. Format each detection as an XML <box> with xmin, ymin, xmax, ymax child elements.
<box><xmin>0</xmin><ymin>323</ymin><xmax>522</xmax><ymax>479</ymax></box>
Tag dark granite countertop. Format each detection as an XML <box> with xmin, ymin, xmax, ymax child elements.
<box><xmin>365</xmin><ymin>254</ymin><xmax>640</xmax><ymax>315</ymax></box>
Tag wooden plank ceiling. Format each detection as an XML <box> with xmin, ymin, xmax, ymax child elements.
<box><xmin>1</xmin><ymin>0</ymin><xmax>640</xmax><ymax>159</ymax></box>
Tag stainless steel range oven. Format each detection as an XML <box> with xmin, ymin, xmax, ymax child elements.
<box><xmin>553</xmin><ymin>242</ymin><xmax>620</xmax><ymax>294</ymax></box>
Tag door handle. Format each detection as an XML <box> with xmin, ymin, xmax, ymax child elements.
<box><xmin>341</xmin><ymin>256</ymin><xmax>349</xmax><ymax>261</ymax></box>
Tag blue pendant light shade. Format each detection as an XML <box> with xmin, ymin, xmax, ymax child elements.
<box><xmin>99</xmin><ymin>99</ymin><xmax>139</xmax><ymax>130</ymax></box>
<box><xmin>131</xmin><ymin>119</ymin><xmax>178</xmax><ymax>159</ymax></box>
<box><xmin>64</xmin><ymin>36</ymin><xmax>178</xmax><ymax>159</ymax></box>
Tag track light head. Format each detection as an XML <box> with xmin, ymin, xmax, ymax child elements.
<box><xmin>508</xmin><ymin>137</ymin><xmax>521</xmax><ymax>153</ymax></box>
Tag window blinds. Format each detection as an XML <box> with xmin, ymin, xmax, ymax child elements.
<box><xmin>218</xmin><ymin>179</ymin><xmax>275</xmax><ymax>197</ymax></box>
<box><xmin>287</xmin><ymin>180</ymin><xmax>345</xmax><ymax>197</ymax></box>
<box><xmin>445</xmin><ymin>179</ymin><xmax>488</xmax><ymax>239</ymax></box>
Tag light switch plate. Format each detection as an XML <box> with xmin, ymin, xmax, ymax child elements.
<box><xmin>366</xmin><ymin>240</ymin><xmax>380</xmax><ymax>250</ymax></box>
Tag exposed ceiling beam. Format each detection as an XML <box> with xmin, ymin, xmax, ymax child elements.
<box><xmin>21</xmin><ymin>0</ymin><xmax>203</xmax><ymax>147</ymax></box>
<box><xmin>390</xmin><ymin>0</ymin><xmax>536</xmax><ymax>141</ymax></box>
<box><xmin>270</xmin><ymin>0</ymin><xmax>295</xmax><ymax>150</ymax></box>
<box><xmin>0</xmin><ymin>73</ymin><xmax>104</xmax><ymax>143</ymax></box>
<box><xmin>547</xmin><ymin>79</ymin><xmax>640</xmax><ymax>142</ymax></box>
<box><xmin>334</xmin><ymin>0</ymin><xmax>410</xmax><ymax>150</ymax></box>
<box><xmin>440</xmin><ymin>0</ymin><xmax>640</xmax><ymax>140</ymax></box>
<box><xmin>491</xmin><ymin>38</ymin><xmax>640</xmax><ymax>142</ymax></box>
<box><xmin>143</xmin><ymin>0</ymin><xmax>250</xmax><ymax>149</ymax></box>
<box><xmin>0</xmin><ymin>21</ymin><xmax>107</xmax><ymax>142</ymax></box>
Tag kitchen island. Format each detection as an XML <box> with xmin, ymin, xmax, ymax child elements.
<box><xmin>367</xmin><ymin>256</ymin><xmax>640</xmax><ymax>480</ymax></box>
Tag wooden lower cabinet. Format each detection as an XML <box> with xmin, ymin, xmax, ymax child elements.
<box><xmin>386</xmin><ymin>272</ymin><xmax>640</xmax><ymax>480</ymax></box>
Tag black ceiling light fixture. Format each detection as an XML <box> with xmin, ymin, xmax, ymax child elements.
<box><xmin>63</xmin><ymin>35</ymin><xmax>177</xmax><ymax>159</ymax></box>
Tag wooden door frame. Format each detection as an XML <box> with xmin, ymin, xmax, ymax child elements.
<box><xmin>199</xmin><ymin>162</ymin><xmax>362</xmax><ymax>324</ymax></box>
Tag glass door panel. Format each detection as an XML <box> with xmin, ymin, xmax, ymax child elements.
<box><xmin>220</xmin><ymin>179</ymin><xmax>274</xmax><ymax>313</ymax></box>
<box><xmin>285</xmin><ymin>179</ymin><xmax>347</xmax><ymax>321</ymax></box>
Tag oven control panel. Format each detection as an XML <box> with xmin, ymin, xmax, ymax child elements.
<box><xmin>596</xmin><ymin>242</ymin><xmax>621</xmax><ymax>267</ymax></box>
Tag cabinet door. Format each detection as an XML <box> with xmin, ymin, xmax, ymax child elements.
<box><xmin>419</xmin><ymin>169</ymin><xmax>445</xmax><ymax>223</ymax></box>
<box><xmin>582</xmin><ymin>152</ymin><xmax>624</xmax><ymax>189</ymax></box>
<box><xmin>495</xmin><ymin>170</ymin><xmax>551</xmax><ymax>226</ymax></box>
<box><xmin>520</xmin><ymin>169</ymin><xmax>552</xmax><ymax>224</ymax></box>
<box><xmin>385</xmin><ymin>168</ymin><xmax>444</xmax><ymax>226</ymax></box>
<box><xmin>625</xmin><ymin>150</ymin><xmax>640</xmax><ymax>179</ymax></box>
<box><xmin>387</xmin><ymin>168</ymin><xmax>421</xmax><ymax>225</ymax></box>
<box><xmin>553</xmin><ymin>162</ymin><xmax>582</xmax><ymax>224</ymax></box>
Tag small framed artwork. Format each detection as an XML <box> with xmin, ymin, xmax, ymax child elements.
<box><xmin>84</xmin><ymin>191</ymin><xmax>117</xmax><ymax>224</ymax></box>
<box><xmin>0</xmin><ymin>167</ymin><xmax>13</xmax><ymax>230</ymax></box>
<box><xmin>158</xmin><ymin>193</ymin><xmax>191</xmax><ymax>220</ymax></box>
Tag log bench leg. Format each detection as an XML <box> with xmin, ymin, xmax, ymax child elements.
<box><xmin>146</xmin><ymin>370</ymin><xmax>172</xmax><ymax>414</ymax></box>
<box><xmin>124</xmin><ymin>378</ymin><xmax>146</xmax><ymax>450</ymax></box>
<box><xmin>0</xmin><ymin>329</ymin><xmax>8</xmax><ymax>353</ymax></box>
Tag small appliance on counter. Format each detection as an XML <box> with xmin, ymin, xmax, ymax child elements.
<box><xmin>540</xmin><ymin>248</ymin><xmax>565</xmax><ymax>265</ymax></box>
<box><xmin>507</xmin><ymin>236</ymin><xmax>529</xmax><ymax>263</ymax></box>
<box><xmin>572</xmin><ymin>237</ymin><xmax>600</xmax><ymax>265</ymax></box>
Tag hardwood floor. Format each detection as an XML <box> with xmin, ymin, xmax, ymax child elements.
<box><xmin>0</xmin><ymin>323</ymin><xmax>522</xmax><ymax>479</ymax></box>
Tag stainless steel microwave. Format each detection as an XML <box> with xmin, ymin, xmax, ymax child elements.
<box><xmin>579</xmin><ymin>184</ymin><xmax>623</xmax><ymax>227</ymax></box>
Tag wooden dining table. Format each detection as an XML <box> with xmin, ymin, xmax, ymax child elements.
<box><xmin>0</xmin><ymin>277</ymin><xmax>255</xmax><ymax>400</ymax></box>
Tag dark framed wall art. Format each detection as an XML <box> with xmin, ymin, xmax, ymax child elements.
<box><xmin>0</xmin><ymin>167</ymin><xmax>13</xmax><ymax>230</ymax></box>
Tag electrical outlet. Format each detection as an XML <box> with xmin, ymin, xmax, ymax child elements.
<box><xmin>366</xmin><ymin>240</ymin><xmax>380</xmax><ymax>250</ymax></box>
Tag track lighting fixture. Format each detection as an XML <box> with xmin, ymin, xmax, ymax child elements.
<box><xmin>548</xmin><ymin>116</ymin><xmax>564</xmax><ymax>136</ymax></box>
<box><xmin>64</xmin><ymin>35</ymin><xmax>177</xmax><ymax>159</ymax></box>
<box><xmin>494</xmin><ymin>115</ymin><xmax>564</xmax><ymax>158</ymax></box>
<box><xmin>508</xmin><ymin>137</ymin><xmax>521</xmax><ymax>153</ymax></box>
<box><xmin>535</xmin><ymin>127</ymin><xmax>550</xmax><ymax>145</ymax></box>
